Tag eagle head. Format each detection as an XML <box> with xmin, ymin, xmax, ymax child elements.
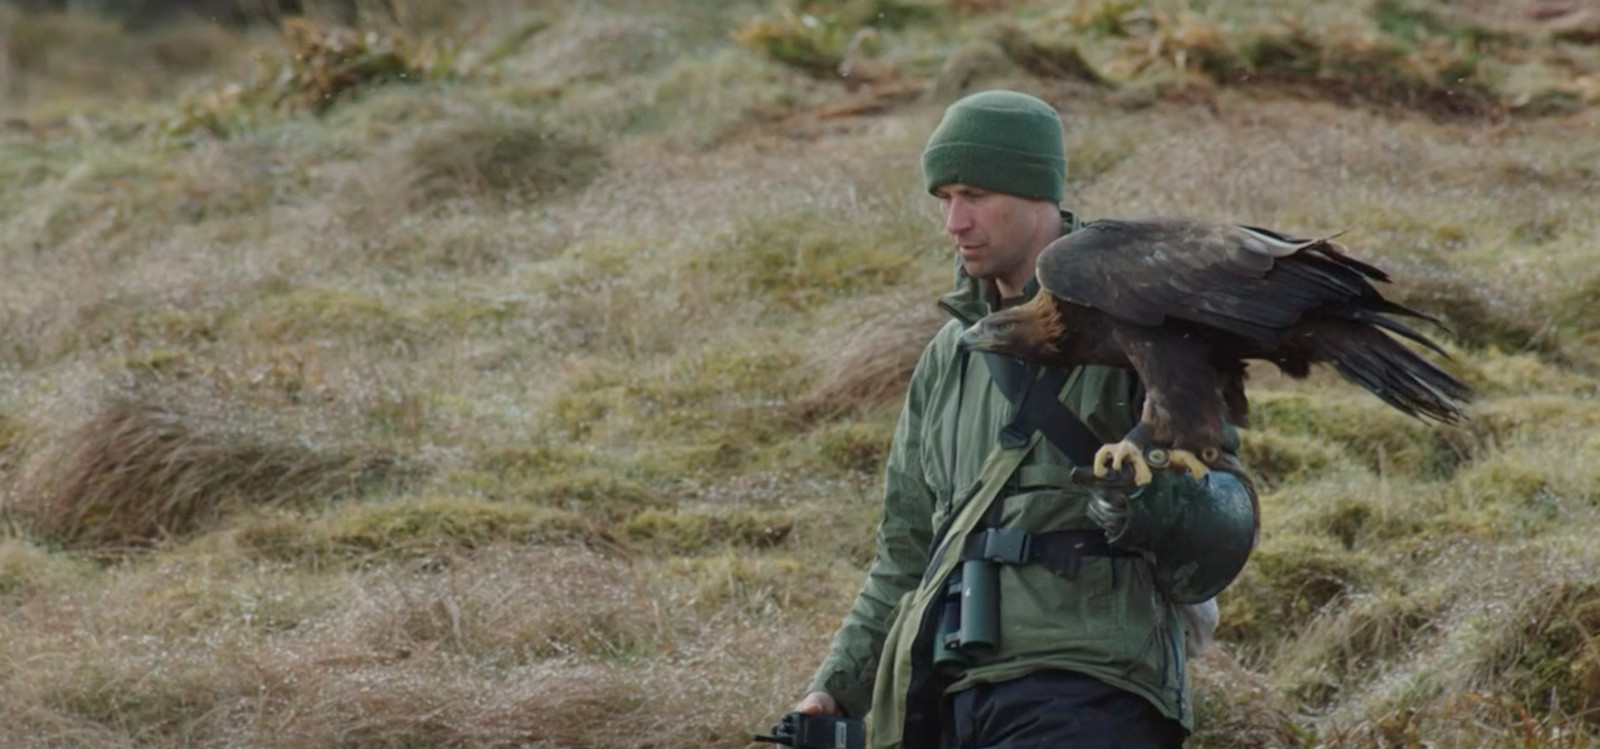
<box><xmin>960</xmin><ymin>293</ymin><xmax>1065</xmax><ymax>365</ymax></box>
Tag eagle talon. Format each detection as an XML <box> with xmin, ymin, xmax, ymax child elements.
<box><xmin>1094</xmin><ymin>440</ymin><xmax>1154</xmax><ymax>486</ymax></box>
<box><xmin>1095</xmin><ymin>442</ymin><xmax>1214</xmax><ymax>486</ymax></box>
<box><xmin>1167</xmin><ymin>448</ymin><xmax>1212</xmax><ymax>481</ymax></box>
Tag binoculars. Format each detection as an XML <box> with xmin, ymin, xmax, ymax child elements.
<box><xmin>935</xmin><ymin>527</ymin><xmax>1034</xmax><ymax>672</ymax></box>
<box><xmin>933</xmin><ymin>557</ymin><xmax>1001</xmax><ymax>673</ymax></box>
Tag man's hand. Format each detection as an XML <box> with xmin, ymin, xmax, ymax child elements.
<box><xmin>795</xmin><ymin>691</ymin><xmax>841</xmax><ymax>716</ymax></box>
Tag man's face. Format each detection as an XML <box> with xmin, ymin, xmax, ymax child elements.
<box><xmin>934</xmin><ymin>183</ymin><xmax>1051</xmax><ymax>297</ymax></box>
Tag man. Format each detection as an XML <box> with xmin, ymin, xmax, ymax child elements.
<box><xmin>793</xmin><ymin>90</ymin><xmax>1254</xmax><ymax>748</ymax></box>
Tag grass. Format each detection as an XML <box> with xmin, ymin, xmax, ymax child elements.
<box><xmin>0</xmin><ymin>0</ymin><xmax>1598</xmax><ymax>746</ymax></box>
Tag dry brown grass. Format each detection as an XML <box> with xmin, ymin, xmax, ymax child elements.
<box><xmin>0</xmin><ymin>8</ymin><xmax>256</xmax><ymax>117</ymax></box>
<box><xmin>794</xmin><ymin>288</ymin><xmax>947</xmax><ymax>421</ymax></box>
<box><xmin>0</xmin><ymin>545</ymin><xmax>841</xmax><ymax>748</ymax></box>
<box><xmin>400</xmin><ymin>120</ymin><xmax>607</xmax><ymax>208</ymax></box>
<box><xmin>13</xmin><ymin>396</ymin><xmax>408</xmax><ymax>551</ymax></box>
<box><xmin>1188</xmin><ymin>648</ymin><xmax>1309</xmax><ymax>748</ymax></box>
<box><xmin>0</xmin><ymin>0</ymin><xmax>1598</xmax><ymax>746</ymax></box>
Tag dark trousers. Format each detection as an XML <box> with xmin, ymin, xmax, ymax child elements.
<box><xmin>938</xmin><ymin>670</ymin><xmax>1186</xmax><ymax>749</ymax></box>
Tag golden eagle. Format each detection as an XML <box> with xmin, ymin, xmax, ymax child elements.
<box><xmin>962</xmin><ymin>218</ymin><xmax>1471</xmax><ymax>485</ymax></box>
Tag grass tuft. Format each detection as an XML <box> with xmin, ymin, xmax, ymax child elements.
<box><xmin>1490</xmin><ymin>580</ymin><xmax>1600</xmax><ymax>728</ymax></box>
<box><xmin>1391</xmin><ymin>271</ymin><xmax>1554</xmax><ymax>354</ymax></box>
<box><xmin>801</xmin><ymin>419</ymin><xmax>897</xmax><ymax>474</ymax></box>
<box><xmin>793</xmin><ymin>289</ymin><xmax>944</xmax><ymax>422</ymax></box>
<box><xmin>304</xmin><ymin>496</ymin><xmax>598</xmax><ymax>560</ymax></box>
<box><xmin>1189</xmin><ymin>649</ymin><xmax>1310</xmax><ymax>748</ymax></box>
<box><xmin>1219</xmin><ymin>533</ymin><xmax>1385</xmax><ymax>651</ymax></box>
<box><xmin>17</xmin><ymin>397</ymin><xmax>408</xmax><ymax>551</ymax></box>
<box><xmin>623</xmin><ymin>507</ymin><xmax>795</xmax><ymax>554</ymax></box>
<box><xmin>1238</xmin><ymin>430</ymin><xmax>1349</xmax><ymax>490</ymax></box>
<box><xmin>402</xmin><ymin>120</ymin><xmax>607</xmax><ymax>208</ymax></box>
<box><xmin>1249</xmin><ymin>391</ymin><xmax>1460</xmax><ymax>481</ymax></box>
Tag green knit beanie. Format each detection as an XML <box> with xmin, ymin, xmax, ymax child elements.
<box><xmin>921</xmin><ymin>90</ymin><xmax>1066</xmax><ymax>203</ymax></box>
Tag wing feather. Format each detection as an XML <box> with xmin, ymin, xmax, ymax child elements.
<box><xmin>1036</xmin><ymin>218</ymin><xmax>1393</xmax><ymax>345</ymax></box>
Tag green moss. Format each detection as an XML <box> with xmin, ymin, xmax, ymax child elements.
<box><xmin>0</xmin><ymin>540</ymin><xmax>93</xmax><ymax>598</ymax></box>
<box><xmin>296</xmin><ymin>496</ymin><xmax>594</xmax><ymax>559</ymax></box>
<box><xmin>0</xmin><ymin>406</ymin><xmax>31</xmax><ymax>470</ymax></box>
<box><xmin>448</xmin><ymin>456</ymin><xmax>667</xmax><ymax>522</ymax></box>
<box><xmin>113</xmin><ymin>347</ymin><xmax>197</xmax><ymax>379</ymax></box>
<box><xmin>521</xmin><ymin>469</ymin><xmax>666</xmax><ymax>521</ymax></box>
<box><xmin>544</xmin><ymin>346</ymin><xmax>806</xmax><ymax>472</ymax></box>
<box><xmin>646</xmin><ymin>554</ymin><xmax>838</xmax><ymax>616</ymax></box>
<box><xmin>234</xmin><ymin>285</ymin><xmax>416</xmax><ymax>347</ymax></box>
<box><xmin>1455</xmin><ymin>350</ymin><xmax>1599</xmax><ymax>398</ymax></box>
<box><xmin>1428</xmin><ymin>448</ymin><xmax>1600</xmax><ymax>539</ymax></box>
<box><xmin>622</xmin><ymin>508</ymin><xmax>794</xmax><ymax>554</ymax></box>
<box><xmin>1249</xmin><ymin>391</ymin><xmax>1460</xmax><ymax>480</ymax></box>
<box><xmin>798</xmin><ymin>419</ymin><xmax>895</xmax><ymax>474</ymax></box>
<box><xmin>682</xmin><ymin>213</ymin><xmax>921</xmax><ymax>311</ymax></box>
<box><xmin>731</xmin><ymin>9</ymin><xmax>849</xmax><ymax>79</ymax></box>
<box><xmin>31</xmin><ymin>295</ymin><xmax>221</xmax><ymax>368</ymax></box>
<box><xmin>474</xmin><ymin>443</ymin><xmax>598</xmax><ymax>480</ymax></box>
<box><xmin>1238</xmin><ymin>429</ymin><xmax>1348</xmax><ymax>489</ymax></box>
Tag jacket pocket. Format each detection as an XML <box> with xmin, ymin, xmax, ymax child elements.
<box><xmin>990</xmin><ymin>556</ymin><xmax>1148</xmax><ymax>658</ymax></box>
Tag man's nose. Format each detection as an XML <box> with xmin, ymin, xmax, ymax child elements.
<box><xmin>944</xmin><ymin>201</ymin><xmax>972</xmax><ymax>235</ymax></box>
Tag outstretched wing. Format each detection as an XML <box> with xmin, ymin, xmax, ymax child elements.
<box><xmin>1036</xmin><ymin>218</ymin><xmax>1395</xmax><ymax>345</ymax></box>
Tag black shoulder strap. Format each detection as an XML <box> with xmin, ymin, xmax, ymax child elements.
<box><xmin>981</xmin><ymin>352</ymin><xmax>1102</xmax><ymax>466</ymax></box>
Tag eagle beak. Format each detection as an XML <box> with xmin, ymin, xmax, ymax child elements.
<box><xmin>960</xmin><ymin>317</ymin><xmax>1009</xmax><ymax>353</ymax></box>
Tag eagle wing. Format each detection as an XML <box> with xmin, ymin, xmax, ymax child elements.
<box><xmin>1036</xmin><ymin>218</ymin><xmax>1390</xmax><ymax>344</ymax></box>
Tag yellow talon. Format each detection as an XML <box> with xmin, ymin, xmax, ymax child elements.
<box><xmin>1094</xmin><ymin>443</ymin><xmax>1215</xmax><ymax>485</ymax></box>
<box><xmin>1167</xmin><ymin>449</ymin><xmax>1211</xmax><ymax>481</ymax></box>
<box><xmin>1093</xmin><ymin>440</ymin><xmax>1154</xmax><ymax>486</ymax></box>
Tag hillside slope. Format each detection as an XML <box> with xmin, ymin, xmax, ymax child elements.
<box><xmin>2</xmin><ymin>1</ymin><xmax>1599</xmax><ymax>747</ymax></box>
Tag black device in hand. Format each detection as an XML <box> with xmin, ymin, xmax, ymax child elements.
<box><xmin>752</xmin><ymin>711</ymin><xmax>865</xmax><ymax>749</ymax></box>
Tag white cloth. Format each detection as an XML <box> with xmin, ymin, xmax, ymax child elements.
<box><xmin>1180</xmin><ymin>598</ymin><xmax>1219</xmax><ymax>655</ymax></box>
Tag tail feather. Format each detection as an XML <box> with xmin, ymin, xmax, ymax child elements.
<box><xmin>1311</xmin><ymin>324</ymin><xmax>1471</xmax><ymax>424</ymax></box>
<box><xmin>1353</xmin><ymin>309</ymin><xmax>1453</xmax><ymax>359</ymax></box>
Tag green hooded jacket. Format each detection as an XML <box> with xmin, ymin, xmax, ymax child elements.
<box><xmin>805</xmin><ymin>214</ymin><xmax>1215</xmax><ymax>743</ymax></box>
